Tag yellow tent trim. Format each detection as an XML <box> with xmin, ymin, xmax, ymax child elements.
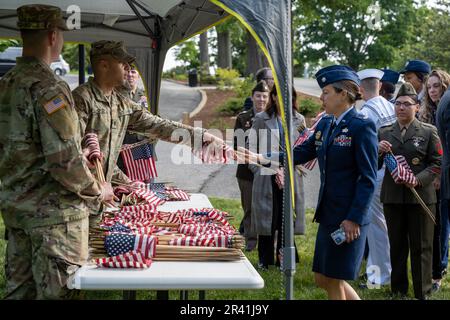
<box><xmin>209</xmin><ymin>0</ymin><xmax>296</xmax><ymax>210</ymax></box>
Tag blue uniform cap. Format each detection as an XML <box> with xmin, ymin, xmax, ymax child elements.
<box><xmin>399</xmin><ymin>60</ymin><xmax>431</xmax><ymax>75</ymax></box>
<box><xmin>315</xmin><ymin>65</ymin><xmax>354</xmax><ymax>79</ymax></box>
<box><xmin>316</xmin><ymin>66</ymin><xmax>361</xmax><ymax>89</ymax></box>
<box><xmin>381</xmin><ymin>68</ymin><xmax>400</xmax><ymax>84</ymax></box>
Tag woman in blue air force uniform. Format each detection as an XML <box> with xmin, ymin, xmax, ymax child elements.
<box><xmin>260</xmin><ymin>66</ymin><xmax>378</xmax><ymax>299</ymax></box>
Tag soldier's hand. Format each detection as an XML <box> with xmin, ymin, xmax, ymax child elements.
<box><xmin>404</xmin><ymin>180</ymin><xmax>419</xmax><ymax>188</ymax></box>
<box><xmin>432</xmin><ymin>177</ymin><xmax>440</xmax><ymax>190</ymax></box>
<box><xmin>203</xmin><ymin>131</ymin><xmax>224</xmax><ymax>146</ymax></box>
<box><xmin>378</xmin><ymin>140</ymin><xmax>392</xmax><ymax>154</ymax></box>
<box><xmin>340</xmin><ymin>220</ymin><xmax>360</xmax><ymax>243</ymax></box>
<box><xmin>99</xmin><ymin>182</ymin><xmax>119</xmax><ymax>207</ymax></box>
<box><xmin>275</xmin><ymin>167</ymin><xmax>284</xmax><ymax>189</ymax></box>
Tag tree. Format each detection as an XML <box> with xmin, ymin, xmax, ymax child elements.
<box><xmin>393</xmin><ymin>2</ymin><xmax>450</xmax><ymax>71</ymax></box>
<box><xmin>216</xmin><ymin>22</ymin><xmax>232</xmax><ymax>69</ymax></box>
<box><xmin>246</xmin><ymin>29</ymin><xmax>269</xmax><ymax>77</ymax></box>
<box><xmin>199</xmin><ymin>32</ymin><xmax>210</xmax><ymax>75</ymax></box>
<box><xmin>293</xmin><ymin>0</ymin><xmax>416</xmax><ymax>71</ymax></box>
<box><xmin>173</xmin><ymin>38</ymin><xmax>200</xmax><ymax>69</ymax></box>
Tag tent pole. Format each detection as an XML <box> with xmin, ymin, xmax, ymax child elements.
<box><xmin>78</xmin><ymin>44</ymin><xmax>85</xmax><ymax>85</ymax></box>
<box><xmin>283</xmin><ymin>0</ymin><xmax>295</xmax><ymax>300</ymax></box>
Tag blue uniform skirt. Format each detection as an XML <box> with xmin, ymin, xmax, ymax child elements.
<box><xmin>312</xmin><ymin>223</ymin><xmax>368</xmax><ymax>280</ymax></box>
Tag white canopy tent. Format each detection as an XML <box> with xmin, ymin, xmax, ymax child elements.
<box><xmin>0</xmin><ymin>0</ymin><xmax>229</xmax><ymax>113</ymax></box>
<box><xmin>0</xmin><ymin>0</ymin><xmax>298</xmax><ymax>299</ymax></box>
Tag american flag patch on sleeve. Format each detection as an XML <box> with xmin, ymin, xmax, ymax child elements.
<box><xmin>44</xmin><ymin>95</ymin><xmax>67</xmax><ymax>114</ymax></box>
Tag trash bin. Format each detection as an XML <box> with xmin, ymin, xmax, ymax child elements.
<box><xmin>188</xmin><ymin>68</ymin><xmax>198</xmax><ymax>87</ymax></box>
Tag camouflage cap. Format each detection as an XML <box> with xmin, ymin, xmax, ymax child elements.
<box><xmin>395</xmin><ymin>82</ymin><xmax>418</xmax><ymax>100</ymax></box>
<box><xmin>17</xmin><ymin>4</ymin><xmax>68</xmax><ymax>31</ymax></box>
<box><xmin>90</xmin><ymin>40</ymin><xmax>136</xmax><ymax>65</ymax></box>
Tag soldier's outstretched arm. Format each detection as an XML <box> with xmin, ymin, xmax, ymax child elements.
<box><xmin>33</xmin><ymin>82</ymin><xmax>104</xmax><ymax>201</ymax></box>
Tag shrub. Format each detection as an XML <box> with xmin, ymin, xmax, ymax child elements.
<box><xmin>298</xmin><ymin>98</ymin><xmax>321</xmax><ymax>117</ymax></box>
<box><xmin>218</xmin><ymin>97</ymin><xmax>245</xmax><ymax>116</ymax></box>
<box><xmin>216</xmin><ymin>68</ymin><xmax>240</xmax><ymax>87</ymax></box>
<box><xmin>234</xmin><ymin>75</ymin><xmax>255</xmax><ymax>99</ymax></box>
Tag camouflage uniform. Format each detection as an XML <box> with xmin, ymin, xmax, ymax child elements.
<box><xmin>73</xmin><ymin>42</ymin><xmax>205</xmax><ymax>219</ymax></box>
<box><xmin>73</xmin><ymin>77</ymin><xmax>204</xmax><ymax>190</ymax></box>
<box><xmin>0</xmin><ymin>5</ymin><xmax>102</xmax><ymax>299</ymax></box>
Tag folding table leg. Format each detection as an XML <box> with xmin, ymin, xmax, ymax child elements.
<box><xmin>156</xmin><ymin>290</ymin><xmax>169</xmax><ymax>300</ymax></box>
<box><xmin>180</xmin><ymin>290</ymin><xmax>189</xmax><ymax>300</ymax></box>
<box><xmin>123</xmin><ymin>290</ymin><xmax>137</xmax><ymax>300</ymax></box>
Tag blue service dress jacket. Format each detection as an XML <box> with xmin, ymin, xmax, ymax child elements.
<box><xmin>269</xmin><ymin>107</ymin><xmax>378</xmax><ymax>227</ymax></box>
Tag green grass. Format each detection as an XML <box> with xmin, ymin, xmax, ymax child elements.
<box><xmin>1</xmin><ymin>198</ymin><xmax>449</xmax><ymax>300</ymax></box>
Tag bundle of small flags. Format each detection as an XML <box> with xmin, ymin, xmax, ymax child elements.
<box><xmin>93</xmin><ymin>232</ymin><xmax>157</xmax><ymax>269</ymax></box>
<box><xmin>145</xmin><ymin>183</ymin><xmax>190</xmax><ymax>201</ymax></box>
<box><xmin>193</xmin><ymin>141</ymin><xmax>235</xmax><ymax>164</ymax></box>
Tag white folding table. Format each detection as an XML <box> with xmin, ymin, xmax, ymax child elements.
<box><xmin>68</xmin><ymin>193</ymin><xmax>264</xmax><ymax>299</ymax></box>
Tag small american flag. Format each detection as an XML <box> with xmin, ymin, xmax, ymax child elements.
<box><xmin>94</xmin><ymin>251</ymin><xmax>152</xmax><ymax>268</ymax></box>
<box><xmin>104</xmin><ymin>232</ymin><xmax>157</xmax><ymax>259</ymax></box>
<box><xmin>120</xmin><ymin>143</ymin><xmax>157</xmax><ymax>182</ymax></box>
<box><xmin>384</xmin><ymin>153</ymin><xmax>418</xmax><ymax>185</ymax></box>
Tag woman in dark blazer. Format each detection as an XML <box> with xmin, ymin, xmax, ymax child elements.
<box><xmin>251</xmin><ymin>65</ymin><xmax>378</xmax><ymax>299</ymax></box>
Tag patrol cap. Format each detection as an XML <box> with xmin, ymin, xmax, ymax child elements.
<box><xmin>395</xmin><ymin>82</ymin><xmax>418</xmax><ymax>101</ymax></box>
<box><xmin>17</xmin><ymin>4</ymin><xmax>68</xmax><ymax>31</ymax></box>
<box><xmin>315</xmin><ymin>65</ymin><xmax>354</xmax><ymax>80</ymax></box>
<box><xmin>357</xmin><ymin>68</ymin><xmax>384</xmax><ymax>80</ymax></box>
<box><xmin>316</xmin><ymin>65</ymin><xmax>361</xmax><ymax>89</ymax></box>
<box><xmin>252</xmin><ymin>80</ymin><xmax>270</xmax><ymax>94</ymax></box>
<box><xmin>381</xmin><ymin>68</ymin><xmax>400</xmax><ymax>85</ymax></box>
<box><xmin>399</xmin><ymin>59</ymin><xmax>431</xmax><ymax>75</ymax></box>
<box><xmin>90</xmin><ymin>40</ymin><xmax>136</xmax><ymax>65</ymax></box>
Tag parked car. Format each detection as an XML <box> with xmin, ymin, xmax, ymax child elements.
<box><xmin>0</xmin><ymin>46</ymin><xmax>70</xmax><ymax>76</ymax></box>
<box><xmin>50</xmin><ymin>55</ymin><xmax>70</xmax><ymax>76</ymax></box>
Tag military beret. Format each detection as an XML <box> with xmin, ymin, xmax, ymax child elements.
<box><xmin>399</xmin><ymin>60</ymin><xmax>431</xmax><ymax>75</ymax></box>
<box><xmin>316</xmin><ymin>65</ymin><xmax>361</xmax><ymax>89</ymax></box>
<box><xmin>90</xmin><ymin>40</ymin><xmax>136</xmax><ymax>65</ymax></box>
<box><xmin>357</xmin><ymin>68</ymin><xmax>384</xmax><ymax>80</ymax></box>
<box><xmin>17</xmin><ymin>4</ymin><xmax>68</xmax><ymax>31</ymax></box>
<box><xmin>395</xmin><ymin>82</ymin><xmax>418</xmax><ymax>100</ymax></box>
<box><xmin>381</xmin><ymin>68</ymin><xmax>400</xmax><ymax>85</ymax></box>
<box><xmin>252</xmin><ymin>80</ymin><xmax>270</xmax><ymax>94</ymax></box>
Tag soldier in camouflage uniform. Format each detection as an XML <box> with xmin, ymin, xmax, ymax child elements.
<box><xmin>72</xmin><ymin>40</ymin><xmax>223</xmax><ymax>221</ymax></box>
<box><xmin>0</xmin><ymin>5</ymin><xmax>114</xmax><ymax>300</ymax></box>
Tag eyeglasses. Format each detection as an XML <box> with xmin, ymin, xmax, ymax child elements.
<box><xmin>263</xmin><ymin>77</ymin><xmax>274</xmax><ymax>81</ymax></box>
<box><xmin>394</xmin><ymin>101</ymin><xmax>417</xmax><ymax>108</ymax></box>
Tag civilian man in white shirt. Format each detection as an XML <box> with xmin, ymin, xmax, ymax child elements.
<box><xmin>357</xmin><ymin>68</ymin><xmax>396</xmax><ymax>287</ymax></box>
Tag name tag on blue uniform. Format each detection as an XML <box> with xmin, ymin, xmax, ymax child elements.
<box><xmin>333</xmin><ymin>134</ymin><xmax>352</xmax><ymax>147</ymax></box>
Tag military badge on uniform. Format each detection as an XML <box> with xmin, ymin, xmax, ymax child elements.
<box><xmin>412</xmin><ymin>157</ymin><xmax>420</xmax><ymax>165</ymax></box>
<box><xmin>334</xmin><ymin>134</ymin><xmax>352</xmax><ymax>147</ymax></box>
<box><xmin>342</xmin><ymin>127</ymin><xmax>349</xmax><ymax>133</ymax></box>
<box><xmin>315</xmin><ymin>131</ymin><xmax>322</xmax><ymax>140</ymax></box>
<box><xmin>412</xmin><ymin>136</ymin><xmax>425</xmax><ymax>148</ymax></box>
<box><xmin>43</xmin><ymin>95</ymin><xmax>67</xmax><ymax>114</ymax></box>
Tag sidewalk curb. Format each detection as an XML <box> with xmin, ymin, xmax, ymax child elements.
<box><xmin>189</xmin><ymin>89</ymin><xmax>207</xmax><ymax>118</ymax></box>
